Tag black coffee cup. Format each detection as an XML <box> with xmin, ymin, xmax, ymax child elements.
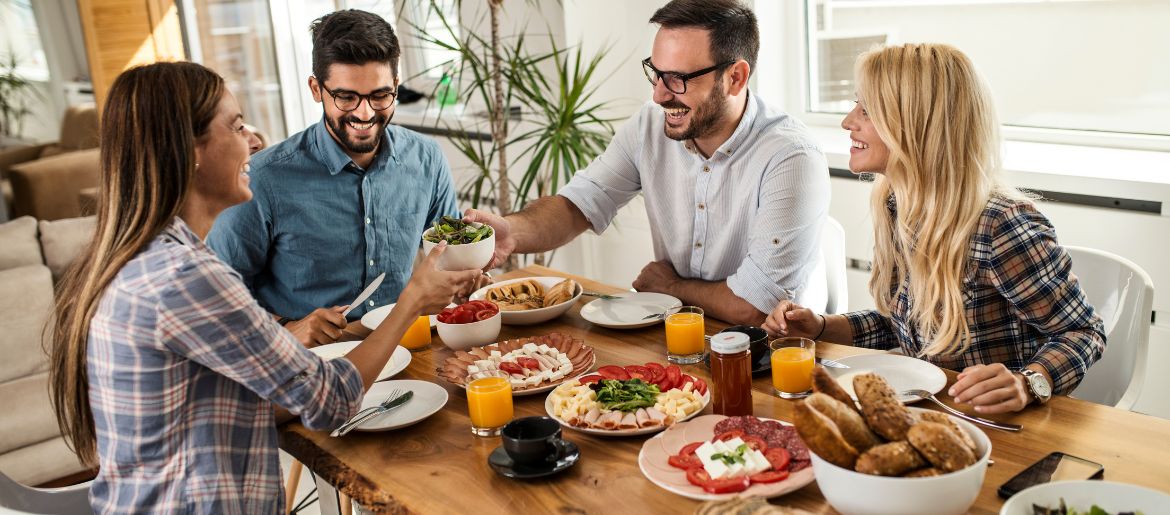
<box><xmin>720</xmin><ymin>325</ymin><xmax>771</xmax><ymax>371</ymax></box>
<box><xmin>501</xmin><ymin>416</ymin><xmax>569</xmax><ymax>467</ymax></box>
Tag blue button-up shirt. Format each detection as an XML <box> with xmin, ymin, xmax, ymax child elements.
<box><xmin>208</xmin><ymin>120</ymin><xmax>460</xmax><ymax>320</ymax></box>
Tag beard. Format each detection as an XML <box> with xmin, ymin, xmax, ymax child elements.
<box><xmin>661</xmin><ymin>80</ymin><xmax>729</xmax><ymax>142</ymax></box>
<box><xmin>324</xmin><ymin>108</ymin><xmax>393</xmax><ymax>155</ymax></box>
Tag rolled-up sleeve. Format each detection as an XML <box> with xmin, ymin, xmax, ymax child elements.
<box><xmin>987</xmin><ymin>203</ymin><xmax>1106</xmax><ymax>395</ymax></box>
<box><xmin>157</xmin><ymin>253</ymin><xmax>364</xmax><ymax>430</ymax></box>
<box><xmin>725</xmin><ymin>146</ymin><xmax>830</xmax><ymax>313</ymax></box>
<box><xmin>557</xmin><ymin>114</ymin><xmax>643</xmax><ymax>234</ymax></box>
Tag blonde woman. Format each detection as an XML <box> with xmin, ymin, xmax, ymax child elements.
<box><xmin>764</xmin><ymin>44</ymin><xmax>1104</xmax><ymax>414</ymax></box>
<box><xmin>47</xmin><ymin>62</ymin><xmax>479</xmax><ymax>512</ymax></box>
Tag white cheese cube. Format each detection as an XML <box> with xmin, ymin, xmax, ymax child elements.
<box><xmin>696</xmin><ymin>442</ymin><xmax>719</xmax><ymax>464</ymax></box>
<box><xmin>490</xmin><ymin>350</ymin><xmax>502</xmax><ymax>358</ymax></box>
<box><xmin>522</xmin><ymin>343</ymin><xmax>538</xmax><ymax>352</ymax></box>
<box><xmin>724</xmin><ymin>437</ymin><xmax>745</xmax><ymax>450</ymax></box>
<box><xmin>723</xmin><ymin>462</ymin><xmax>744</xmax><ymax>479</ymax></box>
<box><xmin>537</xmin><ymin>344</ymin><xmax>550</xmax><ymax>352</ymax></box>
<box><xmin>467</xmin><ymin>365</ymin><xmax>480</xmax><ymax>374</ymax></box>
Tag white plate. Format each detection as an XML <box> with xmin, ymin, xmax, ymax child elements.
<box><xmin>544</xmin><ymin>388</ymin><xmax>710</xmax><ymax>436</ymax></box>
<box><xmin>999</xmin><ymin>480</ymin><xmax>1170</xmax><ymax>515</ymax></box>
<box><xmin>578</xmin><ymin>292</ymin><xmax>683</xmax><ymax>329</ymax></box>
<box><xmin>310</xmin><ymin>341</ymin><xmax>411</xmax><ymax>382</ymax></box>
<box><xmin>361</xmin><ymin>302</ymin><xmax>452</xmax><ymax>331</ymax></box>
<box><xmin>829</xmin><ymin>354</ymin><xmax>948</xmax><ymax>404</ymax></box>
<box><xmin>469</xmin><ymin>276</ymin><xmax>582</xmax><ymax>325</ymax></box>
<box><xmin>352</xmin><ymin>380</ymin><xmax>449</xmax><ymax>432</ymax></box>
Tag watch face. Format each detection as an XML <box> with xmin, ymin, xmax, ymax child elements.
<box><xmin>1028</xmin><ymin>373</ymin><xmax>1052</xmax><ymax>398</ymax></box>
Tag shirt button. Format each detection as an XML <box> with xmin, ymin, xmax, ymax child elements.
<box><xmin>698</xmin><ymin>203</ymin><xmax>706</xmax><ymax>210</ymax></box>
<box><xmin>694</xmin><ymin>242</ymin><xmax>702</xmax><ymax>249</ymax></box>
<box><xmin>368</xmin><ymin>300</ymin><xmax>375</xmax><ymax>306</ymax></box>
<box><xmin>369</xmin><ymin>259</ymin><xmax>375</xmax><ymax>266</ymax></box>
<box><xmin>365</xmin><ymin>217</ymin><xmax>371</xmax><ymax>224</ymax></box>
<box><xmin>703</xmin><ymin>166</ymin><xmax>710</xmax><ymax>173</ymax></box>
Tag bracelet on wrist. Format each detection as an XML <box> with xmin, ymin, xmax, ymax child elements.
<box><xmin>812</xmin><ymin>314</ymin><xmax>827</xmax><ymax>340</ymax></box>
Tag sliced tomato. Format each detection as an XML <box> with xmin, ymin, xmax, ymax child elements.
<box><xmin>678</xmin><ymin>441</ymin><xmax>704</xmax><ymax>457</ymax></box>
<box><xmin>482</xmin><ymin>302</ymin><xmax>499</xmax><ymax>314</ymax></box>
<box><xmin>450</xmin><ymin>310</ymin><xmax>475</xmax><ymax>324</ymax></box>
<box><xmin>749</xmin><ymin>469</ymin><xmax>789</xmax><ymax>484</ymax></box>
<box><xmin>685</xmin><ymin>467</ymin><xmax>711</xmax><ymax>488</ymax></box>
<box><xmin>741</xmin><ymin>435</ymin><xmax>768</xmax><ymax>452</ymax></box>
<box><xmin>498</xmin><ymin>362</ymin><xmax>524</xmax><ymax>375</ymax></box>
<box><xmin>702</xmin><ymin>476</ymin><xmax>750</xmax><ymax>494</ymax></box>
<box><xmin>714</xmin><ymin>429</ymin><xmax>746</xmax><ymax>442</ymax></box>
<box><xmin>668</xmin><ymin>454</ymin><xmax>702</xmax><ymax>470</ymax></box>
<box><xmin>645</xmin><ymin>362</ymin><xmax>665</xmax><ymax>372</ymax></box>
<box><xmin>764</xmin><ymin>448</ymin><xmax>791</xmax><ymax>471</ymax></box>
<box><xmin>692</xmin><ymin>377</ymin><xmax>708</xmax><ymax>395</ymax></box>
<box><xmin>625</xmin><ymin>365</ymin><xmax>650</xmax><ymax>376</ymax></box>
<box><xmin>516</xmin><ymin>357</ymin><xmax>541</xmax><ymax>370</ymax></box>
<box><xmin>474</xmin><ymin>310</ymin><xmax>495</xmax><ymax>321</ymax></box>
<box><xmin>665</xmin><ymin>365</ymin><xmax>682</xmax><ymax>389</ymax></box>
<box><xmin>647</xmin><ymin>368</ymin><xmax>667</xmax><ymax>385</ymax></box>
<box><xmin>597</xmin><ymin>365</ymin><xmax>630</xmax><ymax>381</ymax></box>
<box><xmin>578</xmin><ymin>374</ymin><xmax>603</xmax><ymax>385</ymax></box>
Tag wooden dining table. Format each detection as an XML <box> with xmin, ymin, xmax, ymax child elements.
<box><xmin>279</xmin><ymin>265</ymin><xmax>1170</xmax><ymax>514</ymax></box>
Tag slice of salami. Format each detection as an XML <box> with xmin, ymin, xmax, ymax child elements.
<box><xmin>789</xmin><ymin>459</ymin><xmax>811</xmax><ymax>472</ymax></box>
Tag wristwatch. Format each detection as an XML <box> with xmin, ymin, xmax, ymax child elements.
<box><xmin>276</xmin><ymin>316</ymin><xmax>293</xmax><ymax>326</ymax></box>
<box><xmin>1020</xmin><ymin>369</ymin><xmax>1052</xmax><ymax>405</ymax></box>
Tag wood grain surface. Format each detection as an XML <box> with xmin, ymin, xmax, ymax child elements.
<box><xmin>280</xmin><ymin>266</ymin><xmax>1170</xmax><ymax>514</ymax></box>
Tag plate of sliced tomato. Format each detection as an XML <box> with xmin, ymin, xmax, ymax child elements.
<box><xmin>436</xmin><ymin>300</ymin><xmax>500</xmax><ymax>324</ymax></box>
<box><xmin>545</xmin><ymin>363</ymin><xmax>710</xmax><ymax>437</ymax></box>
<box><xmin>637</xmin><ymin>415</ymin><xmax>816</xmax><ymax>501</ymax></box>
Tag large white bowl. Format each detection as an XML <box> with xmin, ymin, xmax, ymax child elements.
<box><xmin>999</xmin><ymin>480</ymin><xmax>1170</xmax><ymax>515</ymax></box>
<box><xmin>435</xmin><ymin>309</ymin><xmax>502</xmax><ymax>350</ymax></box>
<box><xmin>469</xmin><ymin>276</ymin><xmax>582</xmax><ymax>325</ymax></box>
<box><xmin>810</xmin><ymin>407</ymin><xmax>992</xmax><ymax>515</ymax></box>
<box><xmin>421</xmin><ymin>223</ymin><xmax>495</xmax><ymax>271</ymax></box>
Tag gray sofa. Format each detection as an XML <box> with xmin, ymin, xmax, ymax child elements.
<box><xmin>0</xmin><ymin>215</ymin><xmax>94</xmax><ymax>485</ymax></box>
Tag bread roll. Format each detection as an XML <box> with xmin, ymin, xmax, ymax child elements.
<box><xmin>906</xmin><ymin>422</ymin><xmax>977</xmax><ymax>472</ymax></box>
<box><xmin>793</xmin><ymin>401</ymin><xmax>858</xmax><ymax>469</ymax></box>
<box><xmin>812</xmin><ymin>367</ymin><xmax>858</xmax><ymax>413</ymax></box>
<box><xmin>855</xmin><ymin>441</ymin><xmax>928</xmax><ymax>477</ymax></box>
<box><xmin>918</xmin><ymin>411</ymin><xmax>977</xmax><ymax>454</ymax></box>
<box><xmin>805</xmin><ymin>393</ymin><xmax>881</xmax><ymax>453</ymax></box>
<box><xmin>544</xmin><ymin>279</ymin><xmax>577</xmax><ymax>307</ymax></box>
<box><xmin>854</xmin><ymin>373</ymin><xmax>918</xmax><ymax>441</ymax></box>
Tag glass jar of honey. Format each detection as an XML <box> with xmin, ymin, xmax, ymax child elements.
<box><xmin>709</xmin><ymin>331</ymin><xmax>753</xmax><ymax>416</ymax></box>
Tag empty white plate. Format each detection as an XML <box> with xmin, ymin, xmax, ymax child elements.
<box><xmin>310</xmin><ymin>341</ymin><xmax>411</xmax><ymax>382</ymax></box>
<box><xmin>579</xmin><ymin>292</ymin><xmax>683</xmax><ymax>329</ymax></box>
<box><xmin>361</xmin><ymin>302</ymin><xmax>449</xmax><ymax>331</ymax></box>
<box><xmin>353</xmin><ymin>379</ymin><xmax>449</xmax><ymax>432</ymax></box>
<box><xmin>830</xmin><ymin>353</ymin><xmax>948</xmax><ymax>404</ymax></box>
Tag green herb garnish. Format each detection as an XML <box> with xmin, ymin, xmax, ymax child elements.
<box><xmin>423</xmin><ymin>216</ymin><xmax>493</xmax><ymax>245</ymax></box>
<box><xmin>592</xmin><ymin>379</ymin><xmax>661</xmax><ymax>412</ymax></box>
<box><xmin>709</xmin><ymin>444</ymin><xmax>750</xmax><ymax>466</ymax></box>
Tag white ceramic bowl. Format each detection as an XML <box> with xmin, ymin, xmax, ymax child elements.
<box><xmin>435</xmin><ymin>310</ymin><xmax>502</xmax><ymax>351</ymax></box>
<box><xmin>999</xmin><ymin>480</ymin><xmax>1170</xmax><ymax>515</ymax></box>
<box><xmin>810</xmin><ymin>407</ymin><xmax>992</xmax><ymax>515</ymax></box>
<box><xmin>421</xmin><ymin>223</ymin><xmax>495</xmax><ymax>271</ymax></box>
<box><xmin>469</xmin><ymin>276</ymin><xmax>582</xmax><ymax>325</ymax></box>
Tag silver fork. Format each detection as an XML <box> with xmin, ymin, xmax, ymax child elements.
<box><xmin>816</xmin><ymin>357</ymin><xmax>850</xmax><ymax>369</ymax></box>
<box><xmin>901</xmin><ymin>389</ymin><xmax>1022</xmax><ymax>432</ymax></box>
<box><xmin>331</xmin><ymin>389</ymin><xmax>410</xmax><ymax>437</ymax></box>
<box><xmin>582</xmin><ymin>291</ymin><xmax>622</xmax><ymax>300</ymax></box>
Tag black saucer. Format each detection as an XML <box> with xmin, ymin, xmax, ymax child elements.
<box><xmin>488</xmin><ymin>441</ymin><xmax>580</xmax><ymax>479</ymax></box>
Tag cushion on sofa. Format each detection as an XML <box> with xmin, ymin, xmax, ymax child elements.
<box><xmin>0</xmin><ymin>437</ymin><xmax>88</xmax><ymax>486</ymax></box>
<box><xmin>0</xmin><ymin>372</ymin><xmax>60</xmax><ymax>453</ymax></box>
<box><xmin>0</xmin><ymin>265</ymin><xmax>54</xmax><ymax>384</ymax></box>
<box><xmin>0</xmin><ymin>216</ymin><xmax>42</xmax><ymax>271</ymax></box>
<box><xmin>38</xmin><ymin>217</ymin><xmax>95</xmax><ymax>282</ymax></box>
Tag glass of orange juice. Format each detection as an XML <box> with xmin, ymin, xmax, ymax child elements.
<box><xmin>467</xmin><ymin>376</ymin><xmax>513</xmax><ymax>436</ymax></box>
<box><xmin>399</xmin><ymin>315</ymin><xmax>432</xmax><ymax>352</ymax></box>
<box><xmin>770</xmin><ymin>337</ymin><xmax>815</xmax><ymax>399</ymax></box>
<box><xmin>664</xmin><ymin>306</ymin><xmax>706</xmax><ymax>365</ymax></box>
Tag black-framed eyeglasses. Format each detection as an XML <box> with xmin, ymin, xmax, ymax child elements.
<box><xmin>317</xmin><ymin>81</ymin><xmax>398</xmax><ymax>112</ymax></box>
<box><xmin>641</xmin><ymin>57</ymin><xmax>735</xmax><ymax>94</ymax></box>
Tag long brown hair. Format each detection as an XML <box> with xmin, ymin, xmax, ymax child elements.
<box><xmin>48</xmin><ymin>62</ymin><xmax>225</xmax><ymax>465</ymax></box>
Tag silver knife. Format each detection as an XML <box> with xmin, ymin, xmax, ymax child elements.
<box><xmin>331</xmin><ymin>390</ymin><xmax>414</xmax><ymax>437</ymax></box>
<box><xmin>341</xmin><ymin>272</ymin><xmax>386</xmax><ymax>317</ymax></box>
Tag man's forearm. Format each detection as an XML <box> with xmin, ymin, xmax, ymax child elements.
<box><xmin>508</xmin><ymin>195</ymin><xmax>592</xmax><ymax>254</ymax></box>
<box><xmin>663</xmin><ymin>279</ymin><xmax>766</xmax><ymax>327</ymax></box>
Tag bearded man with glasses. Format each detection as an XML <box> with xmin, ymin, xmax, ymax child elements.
<box><xmin>467</xmin><ymin>0</ymin><xmax>830</xmax><ymax>326</ymax></box>
<box><xmin>209</xmin><ymin>10</ymin><xmax>478</xmax><ymax>346</ymax></box>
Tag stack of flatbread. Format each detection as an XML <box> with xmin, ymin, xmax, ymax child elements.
<box><xmin>485</xmin><ymin>279</ymin><xmax>577</xmax><ymax>311</ymax></box>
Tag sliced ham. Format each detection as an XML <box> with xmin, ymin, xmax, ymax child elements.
<box><xmin>619</xmin><ymin>412</ymin><xmax>638</xmax><ymax>430</ymax></box>
<box><xmin>454</xmin><ymin>350</ymin><xmax>477</xmax><ymax>363</ymax></box>
<box><xmin>583</xmin><ymin>407</ymin><xmax>602</xmax><ymax>427</ymax></box>
<box><xmin>635</xmin><ymin>408</ymin><xmax>651</xmax><ymax>428</ymax></box>
<box><xmin>645</xmin><ymin>407</ymin><xmax>669</xmax><ymax>426</ymax></box>
<box><xmin>468</xmin><ymin>347</ymin><xmax>489</xmax><ymax>360</ymax></box>
<box><xmin>598</xmin><ymin>411</ymin><xmax>623</xmax><ymax>429</ymax></box>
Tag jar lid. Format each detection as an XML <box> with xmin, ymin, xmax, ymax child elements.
<box><xmin>710</xmin><ymin>332</ymin><xmax>750</xmax><ymax>354</ymax></box>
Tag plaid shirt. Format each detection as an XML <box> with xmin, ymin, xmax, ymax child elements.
<box><xmin>87</xmin><ymin>218</ymin><xmax>363</xmax><ymax>514</ymax></box>
<box><xmin>844</xmin><ymin>195</ymin><xmax>1105</xmax><ymax>395</ymax></box>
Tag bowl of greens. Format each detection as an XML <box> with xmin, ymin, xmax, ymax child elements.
<box><xmin>421</xmin><ymin>216</ymin><xmax>495</xmax><ymax>271</ymax></box>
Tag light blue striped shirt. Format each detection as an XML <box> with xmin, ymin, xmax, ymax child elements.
<box><xmin>558</xmin><ymin>91</ymin><xmax>830</xmax><ymax>313</ymax></box>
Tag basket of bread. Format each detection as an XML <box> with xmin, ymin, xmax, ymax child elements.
<box><xmin>469</xmin><ymin>276</ymin><xmax>582</xmax><ymax>325</ymax></box>
<box><xmin>795</xmin><ymin>368</ymin><xmax>991</xmax><ymax>515</ymax></box>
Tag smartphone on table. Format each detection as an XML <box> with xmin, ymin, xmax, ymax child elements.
<box><xmin>997</xmin><ymin>452</ymin><xmax>1105</xmax><ymax>499</ymax></box>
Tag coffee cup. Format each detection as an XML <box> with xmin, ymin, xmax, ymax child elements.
<box><xmin>501</xmin><ymin>416</ymin><xmax>569</xmax><ymax>467</ymax></box>
<box><xmin>720</xmin><ymin>325</ymin><xmax>771</xmax><ymax>371</ymax></box>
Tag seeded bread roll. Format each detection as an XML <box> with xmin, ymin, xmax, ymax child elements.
<box><xmin>907</xmin><ymin>422</ymin><xmax>977</xmax><ymax>472</ymax></box>
<box><xmin>793</xmin><ymin>401</ymin><xmax>858</xmax><ymax>469</ymax></box>
<box><xmin>812</xmin><ymin>367</ymin><xmax>858</xmax><ymax>413</ymax></box>
<box><xmin>543</xmin><ymin>279</ymin><xmax>577</xmax><ymax>307</ymax></box>
<box><xmin>918</xmin><ymin>411</ymin><xmax>977</xmax><ymax>454</ymax></box>
<box><xmin>854</xmin><ymin>372</ymin><xmax>918</xmax><ymax>441</ymax></box>
<box><xmin>902</xmin><ymin>467</ymin><xmax>943</xmax><ymax>478</ymax></box>
<box><xmin>855</xmin><ymin>441</ymin><xmax>928</xmax><ymax>476</ymax></box>
<box><xmin>805</xmin><ymin>393</ymin><xmax>881</xmax><ymax>453</ymax></box>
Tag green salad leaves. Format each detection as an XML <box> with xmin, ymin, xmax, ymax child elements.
<box><xmin>592</xmin><ymin>379</ymin><xmax>661</xmax><ymax>412</ymax></box>
<box><xmin>424</xmin><ymin>216</ymin><xmax>493</xmax><ymax>245</ymax></box>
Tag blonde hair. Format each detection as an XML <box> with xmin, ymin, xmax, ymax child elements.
<box><xmin>48</xmin><ymin>62</ymin><xmax>224</xmax><ymax>466</ymax></box>
<box><xmin>858</xmin><ymin>43</ymin><xmax>1024</xmax><ymax>356</ymax></box>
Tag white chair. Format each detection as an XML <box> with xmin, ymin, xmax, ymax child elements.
<box><xmin>1065</xmin><ymin>246</ymin><xmax>1154</xmax><ymax>410</ymax></box>
<box><xmin>0</xmin><ymin>470</ymin><xmax>90</xmax><ymax>514</ymax></box>
<box><xmin>821</xmin><ymin>216</ymin><xmax>849</xmax><ymax>315</ymax></box>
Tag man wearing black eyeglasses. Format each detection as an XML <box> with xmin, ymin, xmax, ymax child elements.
<box><xmin>209</xmin><ymin>10</ymin><xmax>479</xmax><ymax>346</ymax></box>
<box><xmin>467</xmin><ymin>0</ymin><xmax>830</xmax><ymax>326</ymax></box>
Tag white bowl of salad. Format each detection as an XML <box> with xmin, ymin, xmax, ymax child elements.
<box><xmin>421</xmin><ymin>216</ymin><xmax>495</xmax><ymax>271</ymax></box>
<box><xmin>999</xmin><ymin>480</ymin><xmax>1164</xmax><ymax>515</ymax></box>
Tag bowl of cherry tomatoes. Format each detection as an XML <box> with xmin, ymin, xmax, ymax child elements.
<box><xmin>435</xmin><ymin>300</ymin><xmax>502</xmax><ymax>350</ymax></box>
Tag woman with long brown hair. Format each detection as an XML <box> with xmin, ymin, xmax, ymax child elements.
<box><xmin>764</xmin><ymin>44</ymin><xmax>1104</xmax><ymax>414</ymax></box>
<box><xmin>48</xmin><ymin>62</ymin><xmax>477</xmax><ymax>512</ymax></box>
